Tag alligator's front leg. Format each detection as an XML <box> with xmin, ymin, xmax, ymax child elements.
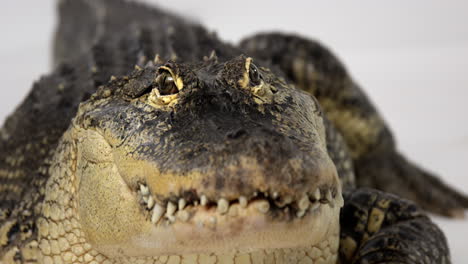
<box><xmin>239</xmin><ymin>33</ymin><xmax>468</xmax><ymax>217</ymax></box>
<box><xmin>340</xmin><ymin>188</ymin><xmax>450</xmax><ymax>264</ymax></box>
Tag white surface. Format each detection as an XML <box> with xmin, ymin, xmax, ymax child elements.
<box><xmin>1</xmin><ymin>1</ymin><xmax>467</xmax><ymax>262</ymax></box>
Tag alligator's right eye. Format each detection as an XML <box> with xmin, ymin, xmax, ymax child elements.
<box><xmin>157</xmin><ymin>73</ymin><xmax>179</xmax><ymax>95</ymax></box>
<box><xmin>147</xmin><ymin>67</ymin><xmax>184</xmax><ymax>107</ymax></box>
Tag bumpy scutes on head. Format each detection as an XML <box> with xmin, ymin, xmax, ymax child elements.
<box><xmin>51</xmin><ymin>56</ymin><xmax>342</xmax><ymax>258</ymax></box>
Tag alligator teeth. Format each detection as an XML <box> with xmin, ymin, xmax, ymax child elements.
<box><xmin>239</xmin><ymin>196</ymin><xmax>248</xmax><ymax>208</ymax></box>
<box><xmin>326</xmin><ymin>190</ymin><xmax>333</xmax><ymax>202</ymax></box>
<box><xmin>178</xmin><ymin>198</ymin><xmax>186</xmax><ymax>210</ymax></box>
<box><xmin>167</xmin><ymin>215</ymin><xmax>176</xmax><ymax>223</ymax></box>
<box><xmin>166</xmin><ymin>202</ymin><xmax>177</xmax><ymax>217</ymax></box>
<box><xmin>140</xmin><ymin>184</ymin><xmax>149</xmax><ymax>196</ymax></box>
<box><xmin>165</xmin><ymin>202</ymin><xmax>177</xmax><ymax>223</ymax></box>
<box><xmin>310</xmin><ymin>202</ymin><xmax>320</xmax><ymax>211</ymax></box>
<box><xmin>142</xmin><ymin>185</ymin><xmax>339</xmax><ymax>224</ymax></box>
<box><xmin>298</xmin><ymin>194</ymin><xmax>310</xmax><ymax>211</ymax></box>
<box><xmin>256</xmin><ymin>200</ymin><xmax>270</xmax><ymax>213</ymax></box>
<box><xmin>275</xmin><ymin>195</ymin><xmax>293</xmax><ymax>208</ymax></box>
<box><xmin>200</xmin><ymin>195</ymin><xmax>208</xmax><ymax>206</ymax></box>
<box><xmin>296</xmin><ymin>210</ymin><xmax>306</xmax><ymax>218</ymax></box>
<box><xmin>272</xmin><ymin>192</ymin><xmax>279</xmax><ymax>199</ymax></box>
<box><xmin>337</xmin><ymin>192</ymin><xmax>344</xmax><ymax>208</ymax></box>
<box><xmin>151</xmin><ymin>204</ymin><xmax>165</xmax><ymax>224</ymax></box>
<box><xmin>217</xmin><ymin>199</ymin><xmax>229</xmax><ymax>214</ymax></box>
<box><xmin>328</xmin><ymin>191</ymin><xmax>335</xmax><ymax>208</ymax></box>
<box><xmin>313</xmin><ymin>189</ymin><xmax>320</xmax><ymax>202</ymax></box>
<box><xmin>147</xmin><ymin>196</ymin><xmax>155</xmax><ymax>209</ymax></box>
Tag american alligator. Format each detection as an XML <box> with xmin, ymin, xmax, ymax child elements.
<box><xmin>1</xmin><ymin>0</ymin><xmax>467</xmax><ymax>263</ymax></box>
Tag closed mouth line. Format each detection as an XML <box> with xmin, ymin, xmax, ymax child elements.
<box><xmin>136</xmin><ymin>183</ymin><xmax>344</xmax><ymax>226</ymax></box>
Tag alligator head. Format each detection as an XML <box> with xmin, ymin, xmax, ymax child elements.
<box><xmin>63</xmin><ymin>55</ymin><xmax>342</xmax><ymax>261</ymax></box>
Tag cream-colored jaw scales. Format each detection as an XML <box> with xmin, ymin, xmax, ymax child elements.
<box><xmin>29</xmin><ymin>123</ymin><xmax>342</xmax><ymax>264</ymax></box>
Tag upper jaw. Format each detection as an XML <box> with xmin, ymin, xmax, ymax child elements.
<box><xmin>111</xmin><ymin>132</ymin><xmax>342</xmax><ymax>226</ymax></box>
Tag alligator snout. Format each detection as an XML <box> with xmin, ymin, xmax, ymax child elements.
<box><xmin>204</xmin><ymin>125</ymin><xmax>339</xmax><ymax>201</ymax></box>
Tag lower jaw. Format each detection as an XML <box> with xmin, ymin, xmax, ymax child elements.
<box><xmin>88</xmin><ymin>197</ymin><xmax>342</xmax><ymax>264</ymax></box>
<box><xmin>110</xmin><ymin>232</ymin><xmax>339</xmax><ymax>264</ymax></box>
<box><xmin>105</xmin><ymin>218</ymin><xmax>341</xmax><ymax>264</ymax></box>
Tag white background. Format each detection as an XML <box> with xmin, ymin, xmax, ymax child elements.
<box><xmin>1</xmin><ymin>1</ymin><xmax>467</xmax><ymax>262</ymax></box>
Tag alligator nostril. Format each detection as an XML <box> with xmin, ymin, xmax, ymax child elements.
<box><xmin>226</xmin><ymin>129</ymin><xmax>248</xmax><ymax>139</ymax></box>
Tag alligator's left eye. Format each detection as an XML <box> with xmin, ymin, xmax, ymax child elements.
<box><xmin>157</xmin><ymin>73</ymin><xmax>179</xmax><ymax>95</ymax></box>
<box><xmin>249</xmin><ymin>64</ymin><xmax>262</xmax><ymax>86</ymax></box>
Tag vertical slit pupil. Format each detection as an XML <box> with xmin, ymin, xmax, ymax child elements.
<box><xmin>158</xmin><ymin>74</ymin><xmax>179</xmax><ymax>95</ymax></box>
<box><xmin>249</xmin><ymin>64</ymin><xmax>261</xmax><ymax>86</ymax></box>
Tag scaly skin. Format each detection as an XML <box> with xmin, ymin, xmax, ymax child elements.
<box><xmin>240</xmin><ymin>33</ymin><xmax>468</xmax><ymax>217</ymax></box>
<box><xmin>0</xmin><ymin>0</ymin><xmax>463</xmax><ymax>263</ymax></box>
